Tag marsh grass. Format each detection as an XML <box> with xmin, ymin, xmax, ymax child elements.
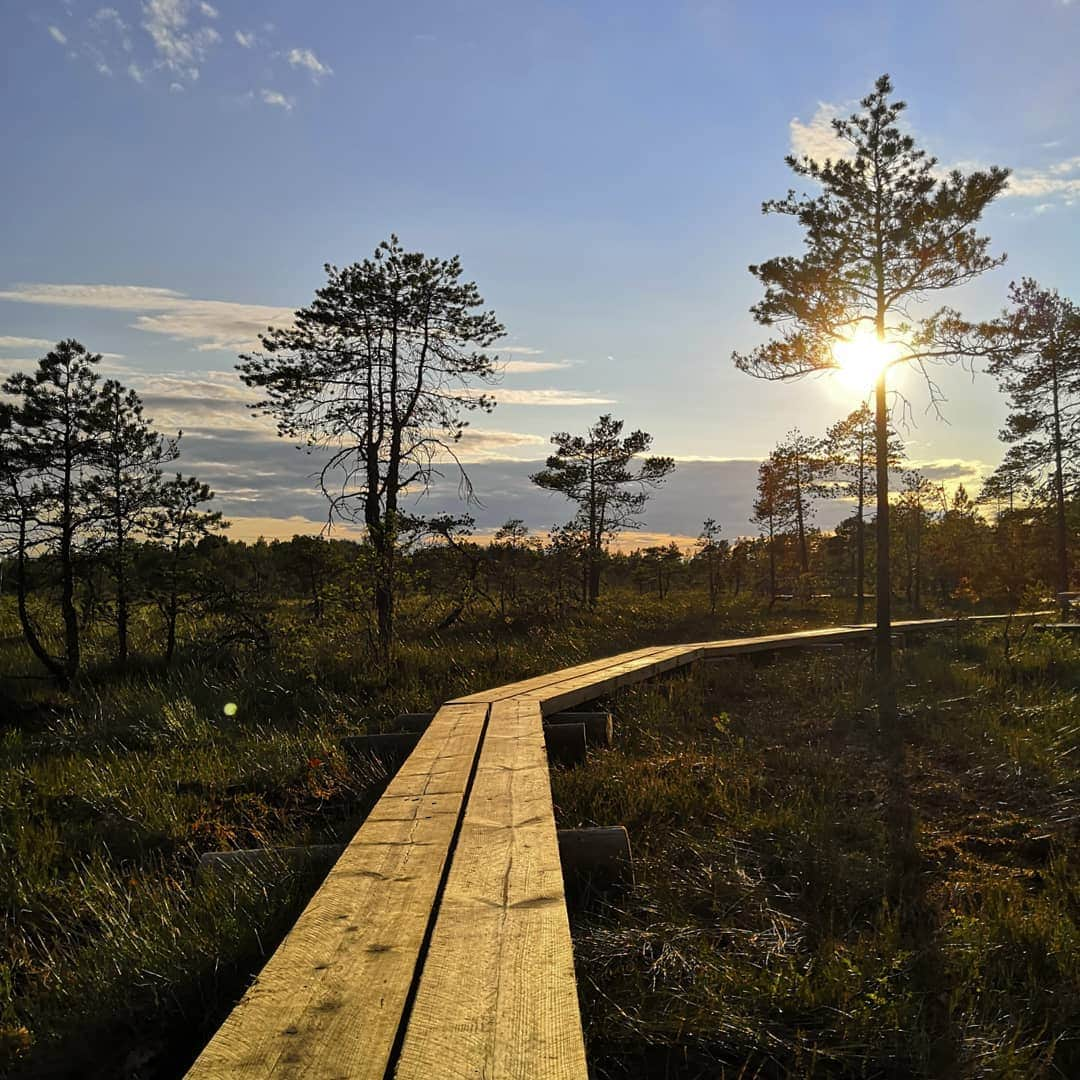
<box><xmin>554</xmin><ymin>627</ymin><xmax>1080</xmax><ymax>1078</ymax></box>
<box><xmin>1</xmin><ymin>588</ymin><xmax>843</xmax><ymax>1078</ymax></box>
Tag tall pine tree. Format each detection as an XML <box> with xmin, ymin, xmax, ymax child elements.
<box><xmin>733</xmin><ymin>74</ymin><xmax>1009</xmax><ymax>717</ymax></box>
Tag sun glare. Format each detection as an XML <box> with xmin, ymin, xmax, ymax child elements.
<box><xmin>831</xmin><ymin>326</ymin><xmax>904</xmax><ymax>392</ymax></box>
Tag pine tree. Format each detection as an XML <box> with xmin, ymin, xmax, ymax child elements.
<box><xmin>1</xmin><ymin>341</ymin><xmax>105</xmax><ymax>685</ymax></box>
<box><xmin>733</xmin><ymin>74</ymin><xmax>1009</xmax><ymax>716</ymax></box>
<box><xmin>89</xmin><ymin>381</ymin><xmax>179</xmax><ymax>665</ymax></box>
<box><xmin>531</xmin><ymin>415</ymin><xmax>674</xmax><ymax>604</ymax></box>
<box><xmin>239</xmin><ymin>235</ymin><xmax>504</xmax><ymax>658</ymax></box>
<box><xmin>825</xmin><ymin>403</ymin><xmax>904</xmax><ymax>621</ymax></box>
<box><xmin>984</xmin><ymin>279</ymin><xmax>1080</xmax><ymax>605</ymax></box>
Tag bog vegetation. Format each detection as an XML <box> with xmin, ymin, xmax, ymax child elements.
<box><xmin>1</xmin><ymin>73</ymin><xmax>1078</xmax><ymax>1079</ymax></box>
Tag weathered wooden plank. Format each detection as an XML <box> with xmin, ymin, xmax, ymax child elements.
<box><xmin>529</xmin><ymin>645</ymin><xmax>703</xmax><ymax>714</ymax></box>
<box><xmin>185</xmin><ymin>702</ymin><xmax>489</xmax><ymax>1080</ymax></box>
<box><xmin>395</xmin><ymin>697</ymin><xmax>587</xmax><ymax>1079</ymax></box>
<box><xmin>448</xmin><ymin>645</ymin><xmax>671</xmax><ymax>705</ymax></box>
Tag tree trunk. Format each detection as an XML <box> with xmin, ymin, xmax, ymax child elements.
<box><xmin>875</xmin><ymin>368</ymin><xmax>894</xmax><ymax>720</ymax></box>
<box><xmin>1051</xmin><ymin>368</ymin><xmax>1069</xmax><ymax>608</ymax></box>
<box><xmin>117</xmin><ymin>568</ymin><xmax>129</xmax><ymax>666</ymax></box>
<box><xmin>15</xmin><ymin>514</ymin><xmax>65</xmax><ymax>681</ymax></box>
<box><xmin>855</xmin><ymin>472</ymin><xmax>866</xmax><ymax>623</ymax></box>
<box><xmin>587</xmin><ymin>554</ymin><xmax>601</xmax><ymax>606</ymax></box>
<box><xmin>60</xmin><ymin>463</ymin><xmax>79</xmax><ymax>686</ymax></box>
<box><xmin>164</xmin><ymin>590</ymin><xmax>179</xmax><ymax>664</ymax></box>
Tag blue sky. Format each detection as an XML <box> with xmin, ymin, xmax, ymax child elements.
<box><xmin>2</xmin><ymin>0</ymin><xmax>1079</xmax><ymax>542</ymax></box>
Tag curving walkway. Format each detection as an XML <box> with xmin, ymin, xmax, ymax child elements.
<box><xmin>185</xmin><ymin>614</ymin><xmax>1031</xmax><ymax>1079</ymax></box>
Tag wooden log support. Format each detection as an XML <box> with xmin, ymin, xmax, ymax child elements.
<box><xmin>558</xmin><ymin>826</ymin><xmax>634</xmax><ymax>900</ymax></box>
<box><xmin>542</xmin><ymin>720</ymin><xmax>588</xmax><ymax>767</ymax></box>
<box><xmin>341</xmin><ymin>730</ymin><xmax>421</xmax><ymax>765</ymax></box>
<box><xmin>198</xmin><ymin>844</ymin><xmax>342</xmax><ymax>877</ymax></box>
<box><xmin>396</xmin><ymin>712</ymin><xmax>436</xmax><ymax>732</ymax></box>
<box><xmin>547</xmin><ymin>710</ymin><xmax>614</xmax><ymax>747</ymax></box>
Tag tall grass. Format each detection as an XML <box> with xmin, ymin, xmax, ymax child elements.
<box><xmin>555</xmin><ymin>627</ymin><xmax>1080</xmax><ymax>1078</ymax></box>
<box><xmin>1</xmin><ymin>587</ymin><xmax>845</xmax><ymax>1078</ymax></box>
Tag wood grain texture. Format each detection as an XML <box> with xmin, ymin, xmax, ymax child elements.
<box><xmin>448</xmin><ymin>646</ymin><xmax>670</xmax><ymax>705</ymax></box>
<box><xmin>394</xmin><ymin>697</ymin><xmax>587</xmax><ymax>1080</ymax></box>
<box><xmin>185</xmin><ymin>702</ymin><xmax>489</xmax><ymax>1080</ymax></box>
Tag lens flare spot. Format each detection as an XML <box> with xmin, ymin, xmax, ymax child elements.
<box><xmin>223</xmin><ymin>702</ymin><xmax>239</xmax><ymax>717</ymax></box>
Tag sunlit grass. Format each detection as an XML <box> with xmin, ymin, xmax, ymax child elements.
<box><xmin>556</xmin><ymin>628</ymin><xmax>1080</xmax><ymax>1078</ymax></box>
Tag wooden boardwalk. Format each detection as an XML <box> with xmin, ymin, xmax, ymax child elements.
<box><xmin>185</xmin><ymin>614</ymin><xmax>1037</xmax><ymax>1079</ymax></box>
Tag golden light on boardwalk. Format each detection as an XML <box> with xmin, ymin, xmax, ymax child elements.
<box><xmin>831</xmin><ymin>325</ymin><xmax>903</xmax><ymax>392</ymax></box>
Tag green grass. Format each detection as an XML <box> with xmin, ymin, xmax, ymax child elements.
<box><xmin>5</xmin><ymin>590</ymin><xmax>1058</xmax><ymax>1078</ymax></box>
<box><xmin>1</xmin><ymin>587</ymin><xmax>846</xmax><ymax>1079</ymax></box>
<box><xmin>554</xmin><ymin>626</ymin><xmax>1080</xmax><ymax>1078</ymax></box>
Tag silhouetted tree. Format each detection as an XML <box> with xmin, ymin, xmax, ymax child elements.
<box><xmin>239</xmin><ymin>235</ymin><xmax>504</xmax><ymax>658</ymax></box>
<box><xmin>772</xmin><ymin>429</ymin><xmax>831</xmax><ymax>575</ymax></box>
<box><xmin>825</xmin><ymin>404</ymin><xmax>904</xmax><ymax>620</ymax></box>
<box><xmin>88</xmin><ymin>381</ymin><xmax>179</xmax><ymax>665</ymax></box>
<box><xmin>751</xmin><ymin>456</ymin><xmax>786</xmax><ymax>605</ymax></box>
<box><xmin>1</xmin><ymin>341</ymin><xmax>105</xmax><ymax>685</ymax></box>
<box><xmin>696</xmin><ymin>518</ymin><xmax>728</xmax><ymax>613</ymax></box>
<box><xmin>531</xmin><ymin>414</ymin><xmax>674</xmax><ymax>603</ymax></box>
<box><xmin>149</xmin><ymin>475</ymin><xmax>226</xmax><ymax>664</ymax></box>
<box><xmin>984</xmin><ymin>279</ymin><xmax>1080</xmax><ymax>605</ymax></box>
<box><xmin>733</xmin><ymin>74</ymin><xmax>1009</xmax><ymax>716</ymax></box>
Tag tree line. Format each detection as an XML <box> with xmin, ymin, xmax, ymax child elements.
<box><xmin>0</xmin><ymin>341</ymin><xmax>223</xmax><ymax>686</ymax></box>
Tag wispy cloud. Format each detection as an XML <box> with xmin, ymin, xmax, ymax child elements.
<box><xmin>48</xmin><ymin>25</ymin><xmax>68</xmax><ymax>46</ymax></box>
<box><xmin>234</xmin><ymin>29</ymin><xmax>255</xmax><ymax>48</ymax></box>
<box><xmin>260</xmin><ymin>88</ymin><xmax>294</xmax><ymax>112</ymax></box>
<box><xmin>287</xmin><ymin>47</ymin><xmax>332</xmax><ymax>80</ymax></box>
<box><xmin>1006</xmin><ymin>156</ymin><xmax>1080</xmax><ymax>202</ymax></box>
<box><xmin>0</xmin><ymin>282</ymin><xmax>294</xmax><ymax>352</ymax></box>
<box><xmin>128</xmin><ymin>61</ymin><xmax>145</xmax><ymax>83</ymax></box>
<box><xmin>142</xmin><ymin>0</ymin><xmax>221</xmax><ymax>82</ymax></box>
<box><xmin>502</xmin><ymin>359</ymin><xmax>573</xmax><ymax>374</ymax></box>
<box><xmin>485</xmin><ymin>388</ymin><xmax>616</xmax><ymax>407</ymax></box>
<box><xmin>0</xmin><ymin>335</ymin><xmax>55</xmax><ymax>350</ymax></box>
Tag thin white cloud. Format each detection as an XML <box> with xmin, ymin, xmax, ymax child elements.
<box><xmin>93</xmin><ymin>7</ymin><xmax>126</xmax><ymax>31</ymax></box>
<box><xmin>287</xmin><ymin>47</ymin><xmax>332</xmax><ymax>80</ymax></box>
<box><xmin>48</xmin><ymin>25</ymin><xmax>68</xmax><ymax>46</ymax></box>
<box><xmin>485</xmin><ymin>388</ymin><xmax>616</xmax><ymax>407</ymax></box>
<box><xmin>0</xmin><ymin>336</ymin><xmax>55</xmax><ymax>350</ymax></box>
<box><xmin>1006</xmin><ymin>157</ymin><xmax>1080</xmax><ymax>202</ymax></box>
<box><xmin>498</xmin><ymin>346</ymin><xmax>545</xmax><ymax>355</ymax></box>
<box><xmin>454</xmin><ymin>428</ymin><xmax>549</xmax><ymax>461</ymax></box>
<box><xmin>0</xmin><ymin>282</ymin><xmax>294</xmax><ymax>352</ymax></box>
<box><xmin>235</xmin><ymin>29</ymin><xmax>255</xmax><ymax>48</ymax></box>
<box><xmin>128</xmin><ymin>61</ymin><xmax>145</xmax><ymax>83</ymax></box>
<box><xmin>199</xmin><ymin>2</ymin><xmax>218</xmax><ymax>17</ymax></box>
<box><xmin>260</xmin><ymin>88</ymin><xmax>295</xmax><ymax>111</ymax></box>
<box><xmin>502</xmin><ymin>360</ymin><xmax>572</xmax><ymax>374</ymax></box>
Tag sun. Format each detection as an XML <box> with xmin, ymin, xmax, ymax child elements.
<box><xmin>831</xmin><ymin>326</ymin><xmax>904</xmax><ymax>392</ymax></box>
